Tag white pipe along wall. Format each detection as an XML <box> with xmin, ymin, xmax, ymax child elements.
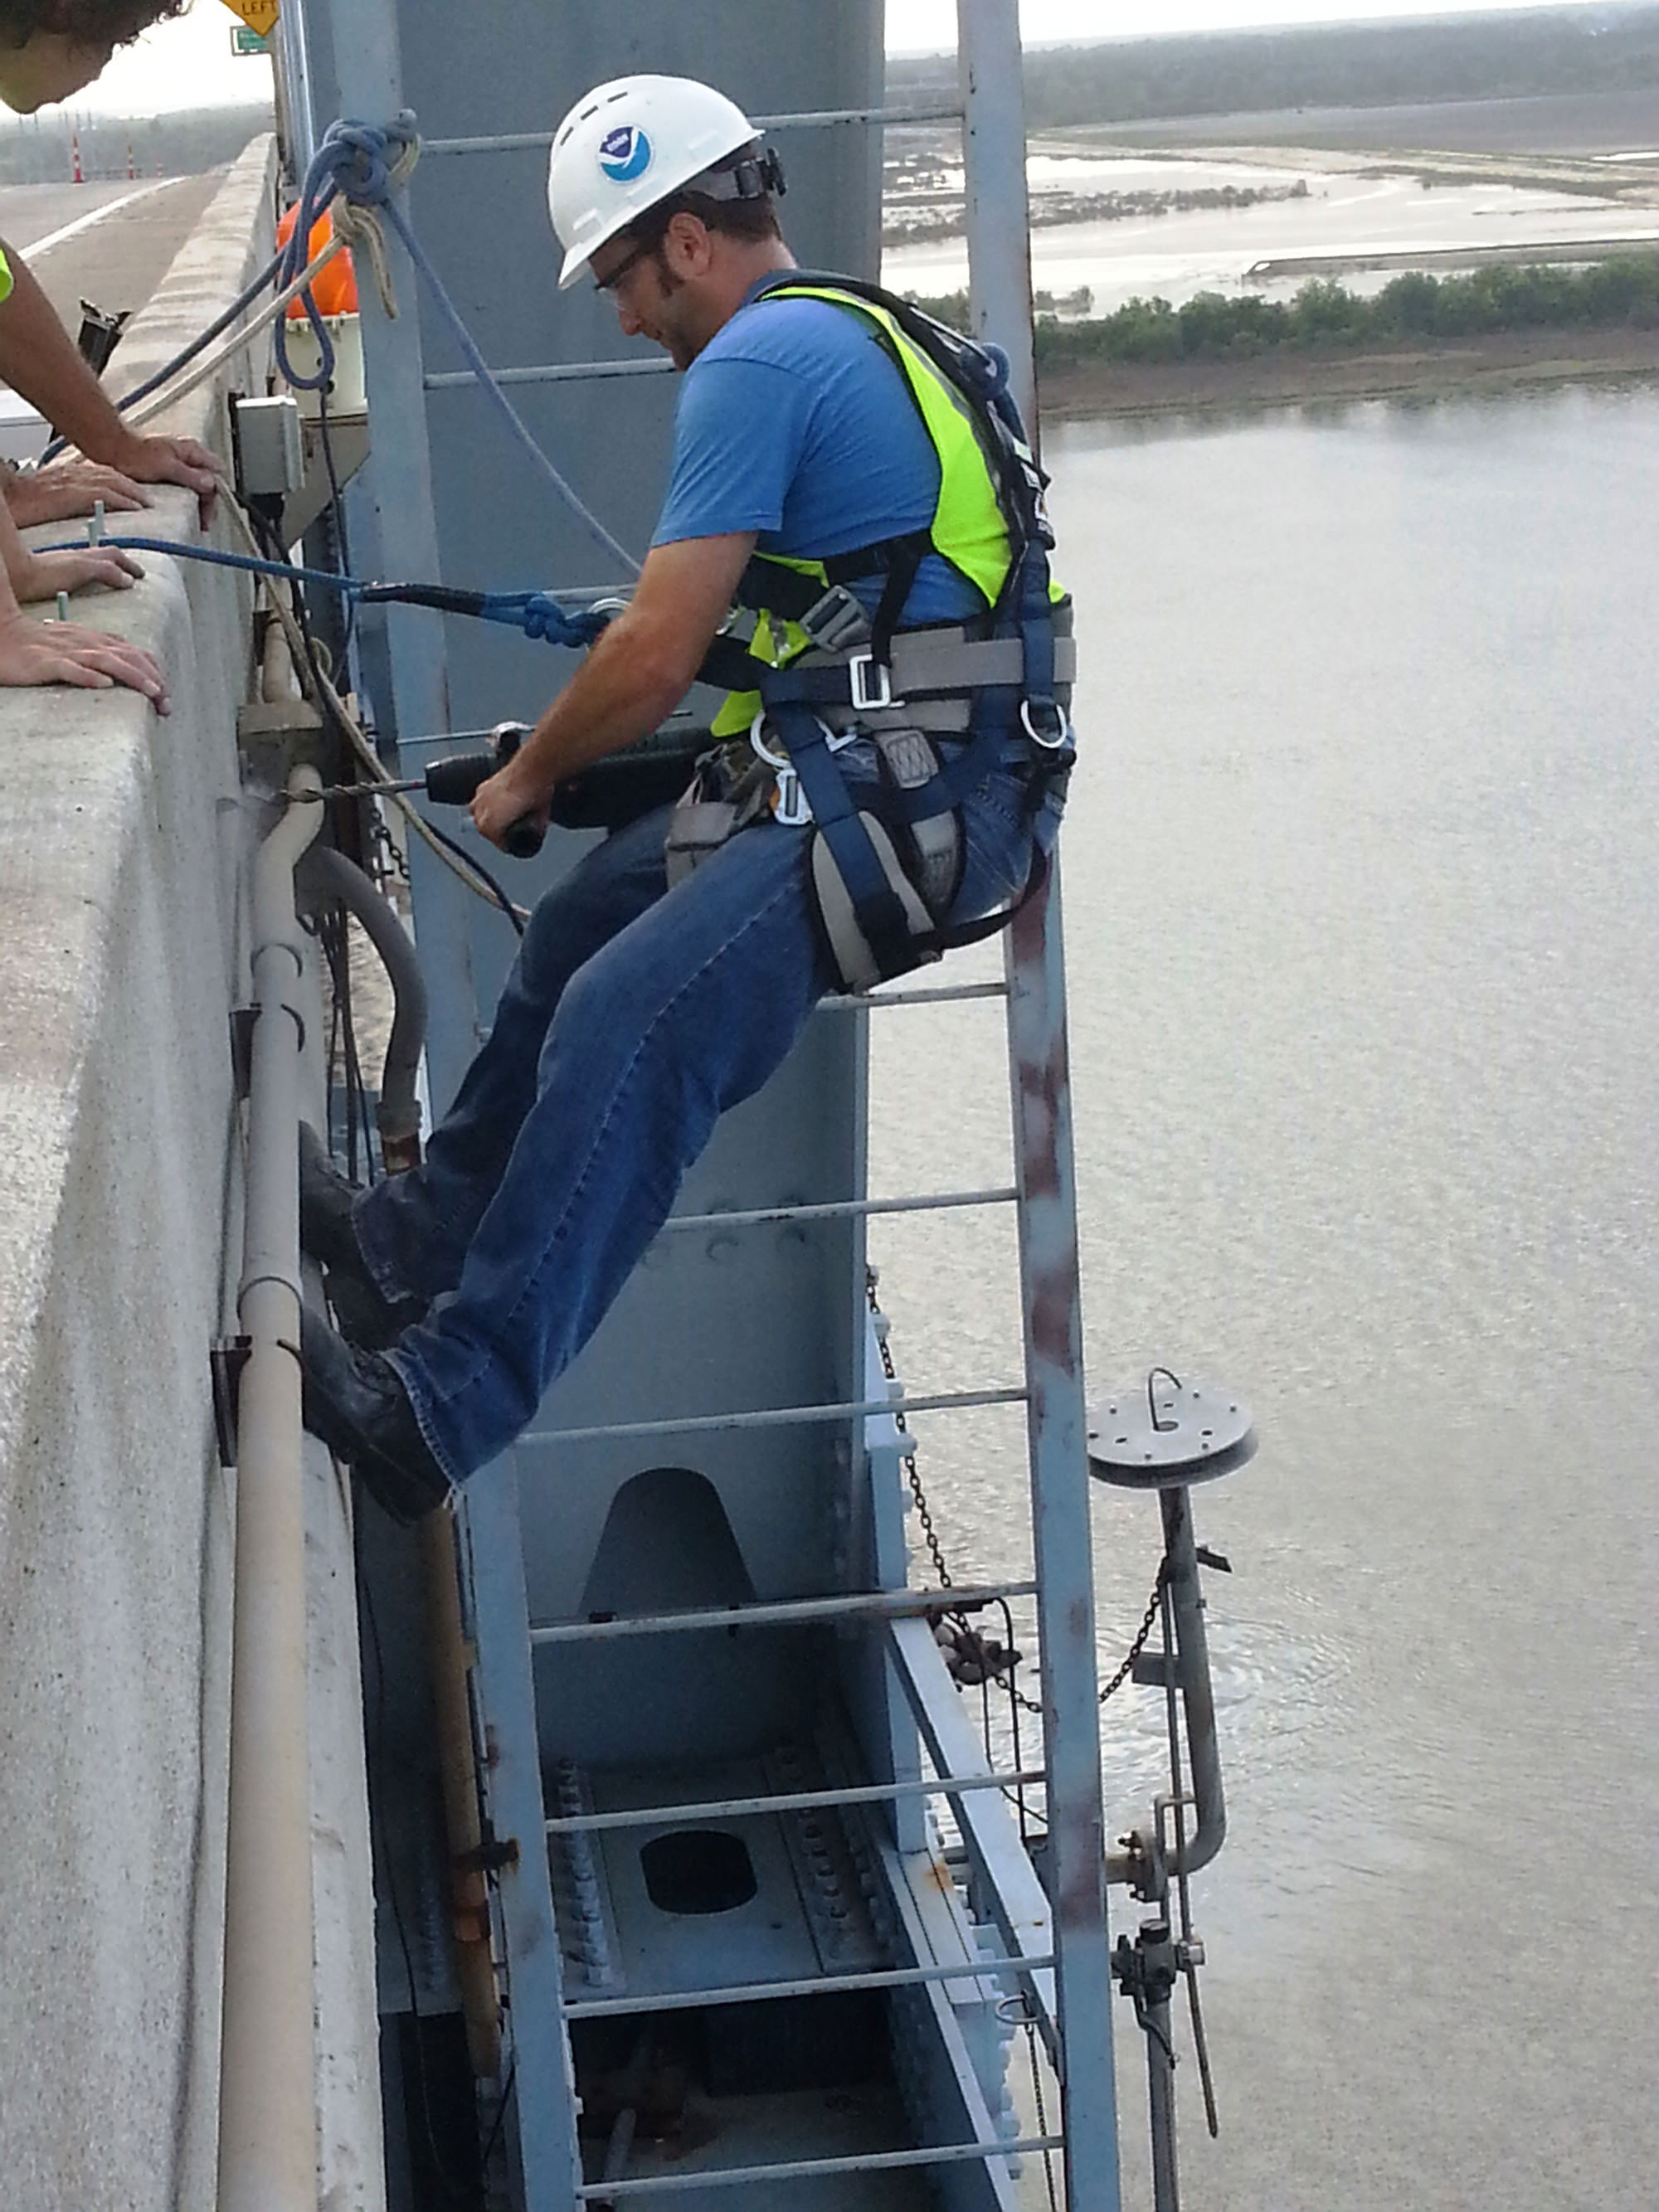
<box><xmin>0</xmin><ymin>139</ymin><xmax>384</xmax><ymax>2212</ymax></box>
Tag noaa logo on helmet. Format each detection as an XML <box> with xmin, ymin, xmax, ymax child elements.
<box><xmin>598</xmin><ymin>124</ymin><xmax>653</xmax><ymax>186</ymax></box>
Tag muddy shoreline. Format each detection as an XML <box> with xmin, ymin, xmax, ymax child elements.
<box><xmin>1037</xmin><ymin>323</ymin><xmax>1659</xmax><ymax>418</ymax></box>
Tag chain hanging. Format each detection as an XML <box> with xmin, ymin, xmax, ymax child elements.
<box><xmin>864</xmin><ymin>1268</ymin><xmax>1165</xmax><ymax>1714</ymax></box>
<box><xmin>867</xmin><ymin>1266</ymin><xmax>953</xmax><ymax>1592</ymax></box>
<box><xmin>1098</xmin><ymin>1562</ymin><xmax>1169</xmax><ymax>1705</ymax></box>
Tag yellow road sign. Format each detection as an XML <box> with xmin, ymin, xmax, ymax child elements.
<box><xmin>220</xmin><ymin>0</ymin><xmax>280</xmax><ymax>35</ymax></box>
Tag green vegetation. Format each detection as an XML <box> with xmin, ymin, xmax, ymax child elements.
<box><xmin>0</xmin><ymin>103</ymin><xmax>270</xmax><ymax>187</ymax></box>
<box><xmin>905</xmin><ymin>255</ymin><xmax>1659</xmax><ymax>370</ymax></box>
<box><xmin>890</xmin><ymin>5</ymin><xmax>1659</xmax><ymax>129</ymax></box>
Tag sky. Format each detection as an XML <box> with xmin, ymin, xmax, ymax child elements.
<box><xmin>64</xmin><ymin>0</ymin><xmax>1592</xmax><ymax>118</ymax></box>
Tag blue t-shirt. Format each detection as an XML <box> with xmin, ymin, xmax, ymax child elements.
<box><xmin>650</xmin><ymin>289</ymin><xmax>983</xmax><ymax>628</ymax></box>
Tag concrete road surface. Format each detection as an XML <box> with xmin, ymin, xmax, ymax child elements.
<box><xmin>0</xmin><ymin>170</ymin><xmax>230</xmax><ymax>459</ymax></box>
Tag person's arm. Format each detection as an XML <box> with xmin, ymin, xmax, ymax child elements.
<box><xmin>469</xmin><ymin>532</ymin><xmax>756</xmax><ymax>847</ymax></box>
<box><xmin>0</xmin><ymin>492</ymin><xmax>170</xmax><ymax>706</ymax></box>
<box><xmin>6</xmin><ymin>457</ymin><xmax>152</xmax><ymax>527</ymax></box>
<box><xmin>0</xmin><ymin>242</ymin><xmax>217</xmax><ymax>520</ymax></box>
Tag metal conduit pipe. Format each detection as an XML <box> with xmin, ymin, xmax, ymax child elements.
<box><xmin>297</xmin><ymin>843</ymin><xmax>428</xmax><ymax>1169</ymax></box>
<box><xmin>1159</xmin><ymin>1482</ymin><xmax>1226</xmax><ymax>1879</ymax></box>
<box><xmin>217</xmin><ymin>765</ymin><xmax>325</xmax><ymax>2212</ymax></box>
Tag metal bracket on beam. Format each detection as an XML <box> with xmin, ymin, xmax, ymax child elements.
<box><xmin>229</xmin><ymin>1007</ymin><xmax>258</xmax><ymax>1102</ymax></box>
<box><xmin>210</xmin><ymin>1335</ymin><xmax>252</xmax><ymax>1467</ymax></box>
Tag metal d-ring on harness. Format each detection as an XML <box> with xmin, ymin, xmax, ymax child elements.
<box><xmin>668</xmin><ymin>273</ymin><xmax>1077</xmax><ymax>994</ymax></box>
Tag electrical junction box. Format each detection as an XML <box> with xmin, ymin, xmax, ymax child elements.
<box><xmin>231</xmin><ymin>393</ymin><xmax>306</xmax><ymax>501</ymax></box>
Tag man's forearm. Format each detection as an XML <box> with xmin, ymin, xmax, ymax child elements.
<box><xmin>0</xmin><ymin>243</ymin><xmax>134</xmax><ymax>464</ymax></box>
<box><xmin>515</xmin><ymin>615</ymin><xmax>697</xmax><ymax>794</ymax></box>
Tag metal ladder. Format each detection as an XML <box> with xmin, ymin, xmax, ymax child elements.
<box><xmin>295</xmin><ymin>0</ymin><xmax>1121</xmax><ymax>2200</ymax></box>
<box><xmin>450</xmin><ymin>866</ymin><xmax>1121</xmax><ymax>2212</ymax></box>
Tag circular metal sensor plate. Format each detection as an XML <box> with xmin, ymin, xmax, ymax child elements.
<box><xmin>1087</xmin><ymin>1379</ymin><xmax>1257</xmax><ymax>1490</ymax></box>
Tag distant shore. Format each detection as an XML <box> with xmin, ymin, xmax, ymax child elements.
<box><xmin>1038</xmin><ymin>323</ymin><xmax>1659</xmax><ymax>418</ymax></box>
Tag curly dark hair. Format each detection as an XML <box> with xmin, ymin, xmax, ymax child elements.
<box><xmin>1</xmin><ymin>0</ymin><xmax>185</xmax><ymax>48</ymax></box>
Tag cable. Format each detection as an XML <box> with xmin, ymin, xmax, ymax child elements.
<box><xmin>215</xmin><ymin>482</ymin><xmax>532</xmax><ymax>926</ymax></box>
<box><xmin>284</xmin><ymin>115</ymin><xmax>640</xmax><ymax>576</ymax></box>
<box><xmin>33</xmin><ymin>526</ymin><xmax>610</xmax><ymax>654</ymax></box>
<box><xmin>356</xmin><ymin>1529</ymin><xmax>479</xmax><ymax>2210</ymax></box>
<box><xmin>38</xmin><ymin>241</ymin><xmax>287</xmax><ymax>464</ymax></box>
<box><xmin>123</xmin><ymin>236</ymin><xmax>350</xmax><ymax>431</ymax></box>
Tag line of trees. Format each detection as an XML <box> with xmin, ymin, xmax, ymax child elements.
<box><xmin>889</xmin><ymin>6</ymin><xmax>1659</xmax><ymax>129</ymax></box>
<box><xmin>904</xmin><ymin>255</ymin><xmax>1659</xmax><ymax>366</ymax></box>
<box><xmin>0</xmin><ymin>105</ymin><xmax>270</xmax><ymax>187</ymax></box>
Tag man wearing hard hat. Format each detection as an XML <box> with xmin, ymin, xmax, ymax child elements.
<box><xmin>299</xmin><ymin>76</ymin><xmax>1075</xmax><ymax>1522</ymax></box>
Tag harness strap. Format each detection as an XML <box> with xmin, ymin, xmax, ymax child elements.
<box><xmin>734</xmin><ymin>535</ymin><xmax>934</xmax><ymax>625</ymax></box>
<box><xmin>767</xmin><ymin>700</ymin><xmax>920</xmax><ymax>978</ymax></box>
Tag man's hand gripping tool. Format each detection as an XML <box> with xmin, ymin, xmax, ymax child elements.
<box><xmin>307</xmin><ymin>721</ymin><xmax>546</xmax><ymax>858</ymax></box>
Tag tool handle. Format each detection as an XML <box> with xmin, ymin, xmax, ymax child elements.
<box><xmin>422</xmin><ymin>722</ymin><xmax>546</xmax><ymax>858</ymax></box>
<box><xmin>422</xmin><ymin>748</ymin><xmax>498</xmax><ymax>806</ymax></box>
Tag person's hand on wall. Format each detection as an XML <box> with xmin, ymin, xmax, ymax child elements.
<box><xmin>0</xmin><ymin>605</ymin><xmax>170</xmax><ymax>708</ymax></box>
<box><xmin>4</xmin><ymin>459</ymin><xmax>150</xmax><ymax>527</ymax></box>
<box><xmin>102</xmin><ymin>431</ymin><xmax>219</xmax><ymax>524</ymax></box>
<box><xmin>10</xmin><ymin>543</ymin><xmax>144</xmax><ymax>603</ymax></box>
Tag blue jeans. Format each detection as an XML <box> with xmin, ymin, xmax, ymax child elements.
<box><xmin>354</xmin><ymin>739</ymin><xmax>1063</xmax><ymax>1481</ymax></box>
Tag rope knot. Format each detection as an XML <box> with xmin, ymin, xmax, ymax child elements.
<box><xmin>322</xmin><ymin>114</ymin><xmax>420</xmax><ymax>207</ymax></box>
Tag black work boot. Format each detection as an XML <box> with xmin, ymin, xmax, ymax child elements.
<box><xmin>299</xmin><ymin>1123</ymin><xmax>426</xmax><ymax>1350</ymax></box>
<box><xmin>299</xmin><ymin>1299</ymin><xmax>455</xmax><ymax>1526</ymax></box>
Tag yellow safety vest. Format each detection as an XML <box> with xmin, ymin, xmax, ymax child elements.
<box><xmin>708</xmin><ymin>280</ymin><xmax>1029</xmax><ymax>741</ymax></box>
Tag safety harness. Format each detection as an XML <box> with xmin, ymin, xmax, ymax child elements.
<box><xmin>670</xmin><ymin>272</ymin><xmax>1076</xmax><ymax>991</ymax></box>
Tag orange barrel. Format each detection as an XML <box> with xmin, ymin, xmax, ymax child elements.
<box><xmin>275</xmin><ymin>204</ymin><xmax>359</xmax><ymax>318</ymax></box>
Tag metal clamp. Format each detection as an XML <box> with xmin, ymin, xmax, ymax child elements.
<box><xmin>1019</xmin><ymin>696</ymin><xmax>1073</xmax><ymax>751</ymax></box>
<box><xmin>849</xmin><ymin>649</ymin><xmax>898</xmax><ymax>713</ymax></box>
<box><xmin>798</xmin><ymin>582</ymin><xmax>871</xmax><ymax>654</ymax></box>
<box><xmin>748</xmin><ymin>710</ymin><xmax>863</xmax><ymax>771</ymax></box>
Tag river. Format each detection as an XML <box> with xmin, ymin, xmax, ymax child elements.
<box><xmin>868</xmin><ymin>380</ymin><xmax>1659</xmax><ymax>2210</ymax></box>
<box><xmin>884</xmin><ymin>151</ymin><xmax>1659</xmax><ymax>313</ymax></box>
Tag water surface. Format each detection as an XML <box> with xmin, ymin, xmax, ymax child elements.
<box><xmin>869</xmin><ymin>381</ymin><xmax>1659</xmax><ymax>2210</ymax></box>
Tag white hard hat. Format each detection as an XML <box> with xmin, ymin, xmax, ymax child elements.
<box><xmin>548</xmin><ymin>75</ymin><xmax>766</xmax><ymax>290</ymax></box>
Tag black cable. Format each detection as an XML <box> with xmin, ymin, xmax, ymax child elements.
<box><xmin>998</xmin><ymin>1595</ymin><xmax>1048</xmax><ymax>1832</ymax></box>
<box><xmin>356</xmin><ymin>1533</ymin><xmax>477</xmax><ymax>2210</ymax></box>
<box><xmin>476</xmin><ymin>2059</ymin><xmax>516</xmax><ymax>2180</ymax></box>
<box><xmin>317</xmin><ymin>910</ymin><xmax>369</xmax><ymax>1184</ymax></box>
<box><xmin>315</xmin><ymin>380</ymin><xmax>356</xmax><ymax>663</ymax></box>
<box><xmin>39</xmin><ymin>243</ymin><xmax>286</xmax><ymax>464</ymax></box>
<box><xmin>239</xmin><ymin>484</ymin><xmax>528</xmax><ymax>943</ymax></box>
<box><xmin>417</xmin><ymin>813</ymin><xmax>527</xmax><ymax>939</ymax></box>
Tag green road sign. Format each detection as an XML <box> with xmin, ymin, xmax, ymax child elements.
<box><xmin>231</xmin><ymin>25</ymin><xmax>270</xmax><ymax>54</ymax></box>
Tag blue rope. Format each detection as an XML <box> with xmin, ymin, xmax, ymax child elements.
<box><xmin>41</xmin><ymin>533</ymin><xmax>611</xmax><ymax>651</ymax></box>
<box><xmin>275</xmin><ymin>116</ymin><xmax>640</xmax><ymax>579</ymax></box>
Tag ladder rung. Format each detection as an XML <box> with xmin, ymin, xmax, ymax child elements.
<box><xmin>546</xmin><ymin>1767</ymin><xmax>1045</xmax><ymax>1836</ymax></box>
<box><xmin>522</xmin><ymin>1383</ymin><xmax>1025</xmax><ymax>1450</ymax></box>
<box><xmin>751</xmin><ymin>103</ymin><xmax>966</xmax><ymax>129</ymax></box>
<box><xmin>820</xmin><ymin>980</ymin><xmax>1010</xmax><ymax>1010</ymax></box>
<box><xmin>575</xmin><ymin>2137</ymin><xmax>1063</xmax><ymax>2199</ymax></box>
<box><xmin>424</xmin><ymin>108</ymin><xmax>964</xmax><ymax>158</ymax></box>
<box><xmin>426</xmin><ymin>358</ymin><xmax>674</xmax><ymax>391</ymax></box>
<box><xmin>662</xmin><ymin>1186</ymin><xmax>1016</xmax><ymax>1232</ymax></box>
<box><xmin>529</xmin><ymin>1579</ymin><xmax>1038</xmax><ymax>1646</ymax></box>
<box><xmin>563</xmin><ymin>1952</ymin><xmax>1059</xmax><ymax>2020</ymax></box>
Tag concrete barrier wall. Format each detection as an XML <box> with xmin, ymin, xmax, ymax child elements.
<box><xmin>0</xmin><ymin>141</ymin><xmax>381</xmax><ymax>2212</ymax></box>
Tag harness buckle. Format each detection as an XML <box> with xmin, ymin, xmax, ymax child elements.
<box><xmin>849</xmin><ymin>649</ymin><xmax>898</xmax><ymax>714</ymax></box>
<box><xmin>771</xmin><ymin>766</ymin><xmax>812</xmax><ymax>826</ymax></box>
<box><xmin>798</xmin><ymin>584</ymin><xmax>870</xmax><ymax>655</ymax></box>
<box><xmin>749</xmin><ymin>709</ymin><xmax>862</xmax><ymax>775</ymax></box>
<box><xmin>1020</xmin><ymin>695</ymin><xmax>1073</xmax><ymax>751</ymax></box>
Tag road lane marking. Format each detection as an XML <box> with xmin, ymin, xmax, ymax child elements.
<box><xmin>21</xmin><ymin>182</ymin><xmax>172</xmax><ymax>261</ymax></box>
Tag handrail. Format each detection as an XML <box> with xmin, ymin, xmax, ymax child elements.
<box><xmin>216</xmin><ymin>766</ymin><xmax>324</xmax><ymax>2212</ymax></box>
